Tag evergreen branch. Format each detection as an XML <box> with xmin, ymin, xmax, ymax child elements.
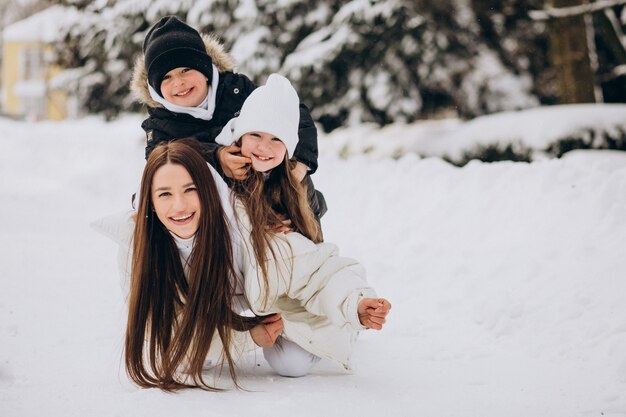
<box><xmin>529</xmin><ymin>0</ymin><xmax>626</xmax><ymax>21</ymax></box>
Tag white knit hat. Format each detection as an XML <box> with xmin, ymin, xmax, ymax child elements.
<box><xmin>215</xmin><ymin>73</ymin><xmax>300</xmax><ymax>157</ymax></box>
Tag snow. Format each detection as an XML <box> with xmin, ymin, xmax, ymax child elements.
<box><xmin>461</xmin><ymin>48</ymin><xmax>539</xmax><ymax>114</ymax></box>
<box><xmin>283</xmin><ymin>26</ymin><xmax>357</xmax><ymax>77</ymax></box>
<box><xmin>230</xmin><ymin>27</ymin><xmax>272</xmax><ymax>72</ymax></box>
<box><xmin>1</xmin><ymin>105</ymin><xmax>626</xmax><ymax>416</ymax></box>
<box><xmin>12</xmin><ymin>80</ymin><xmax>46</xmax><ymax>98</ymax></box>
<box><xmin>322</xmin><ymin>103</ymin><xmax>626</xmax><ymax>162</ymax></box>
<box><xmin>233</xmin><ymin>0</ymin><xmax>259</xmax><ymax>20</ymax></box>
<box><xmin>2</xmin><ymin>5</ymin><xmax>81</xmax><ymax>43</ymax></box>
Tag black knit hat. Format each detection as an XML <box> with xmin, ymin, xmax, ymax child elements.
<box><xmin>143</xmin><ymin>16</ymin><xmax>213</xmax><ymax>97</ymax></box>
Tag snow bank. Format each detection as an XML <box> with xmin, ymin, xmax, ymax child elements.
<box><xmin>323</xmin><ymin>103</ymin><xmax>626</xmax><ymax>164</ymax></box>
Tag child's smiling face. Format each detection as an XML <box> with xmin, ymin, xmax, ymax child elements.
<box><xmin>240</xmin><ymin>131</ymin><xmax>287</xmax><ymax>172</ymax></box>
<box><xmin>160</xmin><ymin>67</ymin><xmax>208</xmax><ymax>107</ymax></box>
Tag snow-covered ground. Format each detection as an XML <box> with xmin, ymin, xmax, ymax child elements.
<box><xmin>1</xmin><ymin>105</ymin><xmax>626</xmax><ymax>417</ymax></box>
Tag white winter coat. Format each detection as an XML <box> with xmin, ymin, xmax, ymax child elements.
<box><xmin>232</xmin><ymin>200</ymin><xmax>376</xmax><ymax>371</ymax></box>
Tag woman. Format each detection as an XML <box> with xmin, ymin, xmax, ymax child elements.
<box><xmin>126</xmin><ymin>138</ymin><xmax>281</xmax><ymax>391</ymax></box>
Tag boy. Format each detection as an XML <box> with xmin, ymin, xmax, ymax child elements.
<box><xmin>130</xmin><ymin>16</ymin><xmax>326</xmax><ymax>219</ymax></box>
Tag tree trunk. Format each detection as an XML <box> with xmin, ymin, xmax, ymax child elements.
<box><xmin>547</xmin><ymin>0</ymin><xmax>598</xmax><ymax>103</ymax></box>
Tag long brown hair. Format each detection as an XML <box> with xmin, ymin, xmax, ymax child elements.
<box><xmin>232</xmin><ymin>151</ymin><xmax>322</xmax><ymax>294</ymax></box>
<box><xmin>126</xmin><ymin>138</ymin><xmax>259</xmax><ymax>391</ymax></box>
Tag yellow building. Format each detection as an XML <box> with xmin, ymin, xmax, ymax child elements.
<box><xmin>1</xmin><ymin>6</ymin><xmax>78</xmax><ymax>121</ymax></box>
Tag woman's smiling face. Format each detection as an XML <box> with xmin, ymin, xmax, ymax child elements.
<box><xmin>151</xmin><ymin>162</ymin><xmax>201</xmax><ymax>239</ymax></box>
<box><xmin>240</xmin><ymin>131</ymin><xmax>287</xmax><ymax>172</ymax></box>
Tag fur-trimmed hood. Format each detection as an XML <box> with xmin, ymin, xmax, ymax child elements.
<box><xmin>130</xmin><ymin>33</ymin><xmax>235</xmax><ymax>109</ymax></box>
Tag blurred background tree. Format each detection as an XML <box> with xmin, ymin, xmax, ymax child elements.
<box><xmin>530</xmin><ymin>0</ymin><xmax>626</xmax><ymax>104</ymax></box>
<box><xmin>5</xmin><ymin>0</ymin><xmax>626</xmax><ymax>129</ymax></box>
<box><xmin>546</xmin><ymin>0</ymin><xmax>599</xmax><ymax>103</ymax></box>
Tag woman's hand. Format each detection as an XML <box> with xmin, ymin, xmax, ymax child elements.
<box><xmin>358</xmin><ymin>298</ymin><xmax>392</xmax><ymax>330</ymax></box>
<box><xmin>250</xmin><ymin>314</ymin><xmax>284</xmax><ymax>348</ymax></box>
<box><xmin>218</xmin><ymin>145</ymin><xmax>251</xmax><ymax>180</ymax></box>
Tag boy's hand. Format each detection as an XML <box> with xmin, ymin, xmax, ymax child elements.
<box><xmin>358</xmin><ymin>298</ymin><xmax>392</xmax><ymax>330</ymax></box>
<box><xmin>250</xmin><ymin>314</ymin><xmax>283</xmax><ymax>348</ymax></box>
<box><xmin>219</xmin><ymin>146</ymin><xmax>251</xmax><ymax>180</ymax></box>
<box><xmin>291</xmin><ymin>161</ymin><xmax>308</xmax><ymax>182</ymax></box>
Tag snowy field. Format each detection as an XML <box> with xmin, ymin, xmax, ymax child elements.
<box><xmin>1</xmin><ymin>105</ymin><xmax>626</xmax><ymax>417</ymax></box>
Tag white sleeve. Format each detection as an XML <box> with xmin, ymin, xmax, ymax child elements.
<box><xmin>90</xmin><ymin>210</ymin><xmax>135</xmax><ymax>294</ymax></box>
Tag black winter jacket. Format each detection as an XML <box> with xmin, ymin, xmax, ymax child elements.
<box><xmin>141</xmin><ymin>72</ymin><xmax>319</xmax><ymax>174</ymax></box>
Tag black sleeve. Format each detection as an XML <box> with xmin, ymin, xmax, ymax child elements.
<box><xmin>199</xmin><ymin>141</ymin><xmax>226</xmax><ymax>178</ymax></box>
<box><xmin>294</xmin><ymin>103</ymin><xmax>319</xmax><ymax>174</ymax></box>
<box><xmin>142</xmin><ymin>117</ymin><xmax>165</xmax><ymax>159</ymax></box>
<box><xmin>142</xmin><ymin>118</ymin><xmax>225</xmax><ymax>175</ymax></box>
<box><xmin>142</xmin><ymin>114</ymin><xmax>187</xmax><ymax>159</ymax></box>
<box><xmin>304</xmin><ymin>175</ymin><xmax>327</xmax><ymax>221</ymax></box>
<box><xmin>239</xmin><ymin>73</ymin><xmax>258</xmax><ymax>97</ymax></box>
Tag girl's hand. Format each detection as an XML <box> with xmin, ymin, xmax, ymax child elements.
<box><xmin>250</xmin><ymin>314</ymin><xmax>284</xmax><ymax>348</ymax></box>
<box><xmin>358</xmin><ymin>298</ymin><xmax>392</xmax><ymax>330</ymax></box>
<box><xmin>219</xmin><ymin>146</ymin><xmax>251</xmax><ymax>180</ymax></box>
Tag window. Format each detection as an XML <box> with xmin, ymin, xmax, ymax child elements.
<box><xmin>21</xmin><ymin>47</ymin><xmax>44</xmax><ymax>80</ymax></box>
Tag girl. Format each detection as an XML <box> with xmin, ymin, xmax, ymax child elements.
<box><xmin>215</xmin><ymin>74</ymin><xmax>391</xmax><ymax>377</ymax></box>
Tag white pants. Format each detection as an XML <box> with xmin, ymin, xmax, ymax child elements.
<box><xmin>263</xmin><ymin>338</ymin><xmax>321</xmax><ymax>377</ymax></box>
